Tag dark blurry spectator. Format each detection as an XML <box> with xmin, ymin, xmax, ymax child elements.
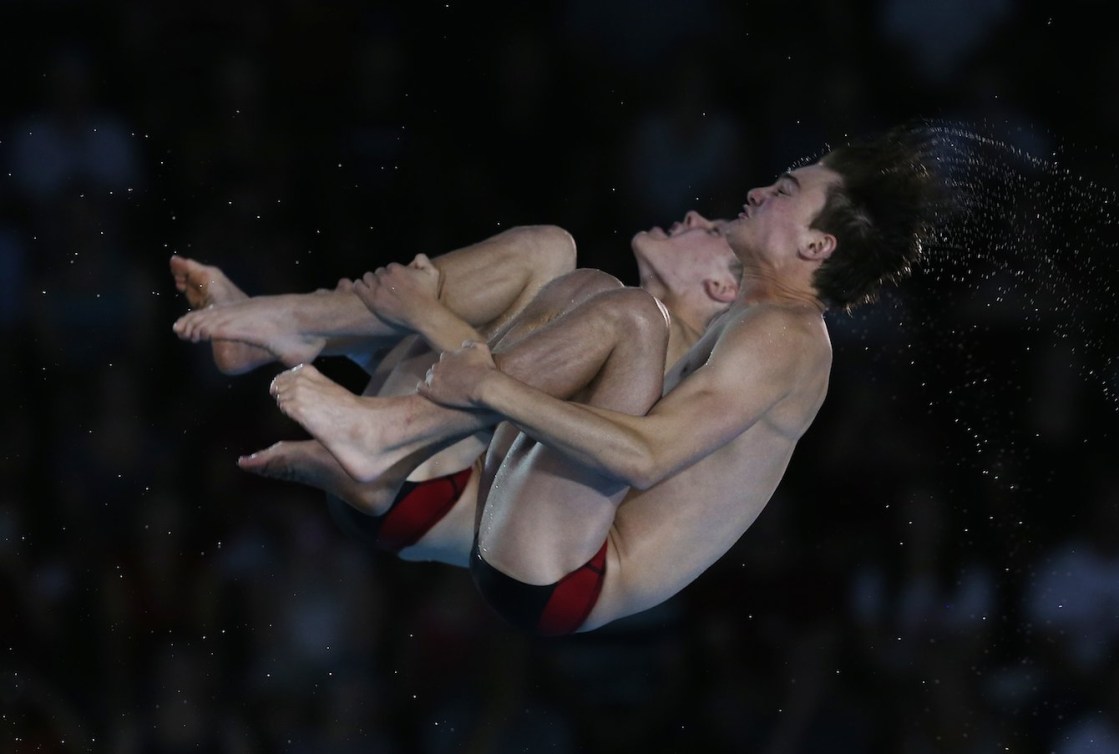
<box><xmin>1051</xmin><ymin>661</ymin><xmax>1119</xmax><ymax>754</ymax></box>
<box><xmin>8</xmin><ymin>46</ymin><xmax>141</xmax><ymax>248</ymax></box>
<box><xmin>345</xmin><ymin>27</ymin><xmax>410</xmax><ymax>196</ymax></box>
<box><xmin>110</xmin><ymin>641</ymin><xmax>256</xmax><ymax>753</ymax></box>
<box><xmin>262</xmin><ymin>504</ymin><xmax>382</xmax><ymax>690</ymax></box>
<box><xmin>308</xmin><ymin>673</ymin><xmax>401</xmax><ymax>754</ymax></box>
<box><xmin>623</xmin><ymin>56</ymin><xmax>745</xmax><ymax>226</ymax></box>
<box><xmin>850</xmin><ymin>488</ymin><xmax>996</xmax><ymax>652</ymax></box>
<box><xmin>561</xmin><ymin>0</ymin><xmax>721</xmax><ymax>72</ymax></box>
<box><xmin>878</xmin><ymin>0</ymin><xmax>1011</xmax><ymax>86</ymax></box>
<box><xmin>0</xmin><ymin>229</ymin><xmax>27</xmax><ymax>330</ymax></box>
<box><xmin>1025</xmin><ymin>477</ymin><xmax>1119</xmax><ymax>676</ymax></box>
<box><xmin>849</xmin><ymin>485</ymin><xmax>999</xmax><ymax>750</ymax></box>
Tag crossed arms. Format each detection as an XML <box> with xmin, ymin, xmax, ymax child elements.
<box><xmin>419</xmin><ymin>306</ymin><xmax>823</xmax><ymax>490</ymax></box>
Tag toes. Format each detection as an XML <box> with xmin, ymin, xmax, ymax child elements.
<box><xmin>172</xmin><ymin>314</ymin><xmax>197</xmax><ymax>339</ymax></box>
<box><xmin>270</xmin><ymin>364</ymin><xmax>308</xmax><ymax>398</ymax></box>
<box><xmin>269</xmin><ymin>364</ymin><xmax>337</xmax><ymax>424</ymax></box>
<box><xmin>238</xmin><ymin>441</ymin><xmax>283</xmax><ymax>470</ymax></box>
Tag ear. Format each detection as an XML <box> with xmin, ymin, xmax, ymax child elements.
<box><xmin>703</xmin><ymin>276</ymin><xmax>738</xmax><ymax>304</ymax></box>
<box><xmin>800</xmin><ymin>230</ymin><xmax>837</xmax><ymax>262</ymax></box>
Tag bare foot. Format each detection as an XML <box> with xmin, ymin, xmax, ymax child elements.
<box><xmin>172</xmin><ymin>294</ymin><xmax>327</xmax><ymax>369</ymax></box>
<box><xmin>269</xmin><ymin>364</ymin><xmax>428</xmax><ymax>483</ymax></box>
<box><xmin>170</xmin><ymin>255</ymin><xmax>276</xmax><ymax>375</ymax></box>
<box><xmin>238</xmin><ymin>440</ymin><xmax>401</xmax><ymax>515</ymax></box>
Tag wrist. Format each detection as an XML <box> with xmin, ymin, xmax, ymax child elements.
<box><xmin>419</xmin><ymin>306</ymin><xmax>483</xmax><ymax>354</ymax></box>
<box><xmin>473</xmin><ymin>367</ymin><xmax>508</xmax><ymax>410</ymax></box>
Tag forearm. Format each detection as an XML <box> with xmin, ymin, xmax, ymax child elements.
<box><xmin>410</xmin><ymin>301</ymin><xmax>485</xmax><ymax>354</ymax></box>
<box><xmin>478</xmin><ymin>371</ymin><xmax>659</xmax><ymax>489</ymax></box>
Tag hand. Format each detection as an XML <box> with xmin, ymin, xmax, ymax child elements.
<box><xmin>353</xmin><ymin>253</ymin><xmax>443</xmax><ymax>332</ymax></box>
<box><xmin>417</xmin><ymin>340</ymin><xmax>497</xmax><ymax>408</ymax></box>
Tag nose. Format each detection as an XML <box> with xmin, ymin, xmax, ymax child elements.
<box><xmin>745</xmin><ymin>187</ymin><xmax>766</xmax><ymax>208</ymax></box>
<box><xmin>684</xmin><ymin>210</ymin><xmax>713</xmax><ymax>229</ymax></box>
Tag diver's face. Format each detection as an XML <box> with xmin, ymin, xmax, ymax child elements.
<box><xmin>722</xmin><ymin>163</ymin><xmax>841</xmax><ymax>264</ymax></box>
<box><xmin>631</xmin><ymin>211</ymin><xmax>740</xmax><ymax>293</ymax></box>
<box><xmin>632</xmin><ymin>210</ymin><xmax>735</xmax><ymax>270</ymax></box>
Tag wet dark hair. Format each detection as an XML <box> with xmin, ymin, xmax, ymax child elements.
<box><xmin>812</xmin><ymin>125</ymin><xmax>946</xmax><ymax>310</ymax></box>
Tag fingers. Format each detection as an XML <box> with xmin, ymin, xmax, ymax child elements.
<box><xmin>458</xmin><ymin>339</ymin><xmax>490</xmax><ymax>355</ymax></box>
<box><xmin>352</xmin><ymin>272</ymin><xmax>375</xmax><ymax>297</ymax></box>
<box><xmin>417</xmin><ymin>364</ymin><xmax>443</xmax><ymax>403</ymax></box>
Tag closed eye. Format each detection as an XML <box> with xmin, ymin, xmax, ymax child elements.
<box><xmin>776</xmin><ymin>172</ymin><xmax>801</xmax><ymax>195</ymax></box>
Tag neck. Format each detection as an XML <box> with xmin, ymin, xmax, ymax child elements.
<box><xmin>665</xmin><ymin>312</ymin><xmax>704</xmax><ymax>372</ymax></box>
<box><xmin>736</xmin><ymin>271</ymin><xmax>826</xmax><ymax>314</ymax></box>
<box><xmin>653</xmin><ymin>286</ymin><xmax>722</xmax><ymax>370</ymax></box>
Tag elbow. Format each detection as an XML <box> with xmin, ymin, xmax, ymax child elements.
<box><xmin>622</xmin><ymin>452</ymin><xmax>662</xmax><ymax>491</ymax></box>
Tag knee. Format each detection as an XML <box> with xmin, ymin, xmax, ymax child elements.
<box><xmin>555</xmin><ymin>267</ymin><xmax>625</xmax><ymax>300</ymax></box>
<box><xmin>524</xmin><ymin>268</ymin><xmax>623</xmax><ymax>319</ymax></box>
<box><xmin>592</xmin><ymin>288</ymin><xmax>670</xmax><ymax>341</ymax></box>
<box><xmin>510</xmin><ymin>225</ymin><xmax>578</xmax><ymax>281</ymax></box>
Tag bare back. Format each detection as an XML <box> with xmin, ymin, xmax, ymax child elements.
<box><xmin>589</xmin><ymin>302</ymin><xmax>832</xmax><ymax>627</ymax></box>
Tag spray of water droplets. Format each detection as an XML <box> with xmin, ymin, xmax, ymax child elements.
<box><xmin>829</xmin><ymin>120</ymin><xmax>1118</xmax><ymax>486</ymax></box>
<box><xmin>916</xmin><ymin>119</ymin><xmax>1118</xmax><ymax>403</ymax></box>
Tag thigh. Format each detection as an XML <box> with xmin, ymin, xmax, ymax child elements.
<box><xmin>474</xmin><ymin>287</ymin><xmax>669</xmax><ymax>585</ymax></box>
<box><xmin>433</xmin><ymin>225</ymin><xmax>577</xmax><ymax>335</ymax></box>
<box><xmin>486</xmin><ymin>268</ymin><xmax>624</xmax><ymax>352</ymax></box>
<box><xmin>476</xmin><ymin>434</ymin><xmax>631</xmax><ymax>584</ymax></box>
<box><xmin>362</xmin><ymin>335</ymin><xmax>433</xmax><ymax>398</ymax></box>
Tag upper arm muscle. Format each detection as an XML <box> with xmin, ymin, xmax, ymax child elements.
<box><xmin>639</xmin><ymin>310</ymin><xmax>810</xmax><ymax>478</ymax></box>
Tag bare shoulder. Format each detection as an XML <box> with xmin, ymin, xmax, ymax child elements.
<box><xmin>660</xmin><ymin>303</ymin><xmax>829</xmax><ymax>424</ymax></box>
<box><xmin>713</xmin><ymin>303</ymin><xmax>831</xmax><ymax>373</ymax></box>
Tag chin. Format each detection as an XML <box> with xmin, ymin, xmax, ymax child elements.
<box><xmin>630</xmin><ymin>230</ymin><xmax>651</xmax><ymax>254</ymax></box>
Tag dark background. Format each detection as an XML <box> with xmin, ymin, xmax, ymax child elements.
<box><xmin>3</xmin><ymin>1</ymin><xmax>1119</xmax><ymax>752</ymax></box>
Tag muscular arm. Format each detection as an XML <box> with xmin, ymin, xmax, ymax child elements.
<box><xmin>413</xmin><ymin>303</ymin><xmax>486</xmax><ymax>354</ymax></box>
<box><xmin>425</xmin><ymin>308</ymin><xmax>819</xmax><ymax>490</ymax></box>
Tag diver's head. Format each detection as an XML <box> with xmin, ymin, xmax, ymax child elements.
<box><xmin>720</xmin><ymin>163</ymin><xmax>843</xmax><ymax>311</ymax></box>
<box><xmin>631</xmin><ymin>210</ymin><xmax>740</xmax><ymax>327</ymax></box>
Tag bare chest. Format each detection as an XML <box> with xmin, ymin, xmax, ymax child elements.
<box><xmin>663</xmin><ymin>333</ymin><xmax>719</xmax><ymax>394</ymax></box>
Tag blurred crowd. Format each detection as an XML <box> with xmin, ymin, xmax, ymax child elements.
<box><xmin>3</xmin><ymin>1</ymin><xmax>1118</xmax><ymax>752</ymax></box>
